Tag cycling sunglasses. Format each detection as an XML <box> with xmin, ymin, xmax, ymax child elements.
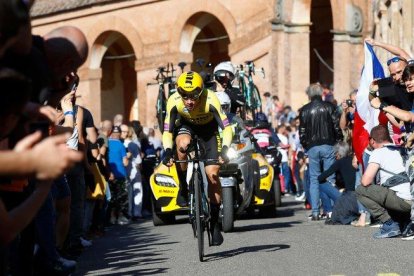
<box><xmin>177</xmin><ymin>87</ymin><xmax>202</xmax><ymax>100</ymax></box>
<box><xmin>181</xmin><ymin>94</ymin><xmax>200</xmax><ymax>100</ymax></box>
<box><xmin>387</xmin><ymin>57</ymin><xmax>406</xmax><ymax>66</ymax></box>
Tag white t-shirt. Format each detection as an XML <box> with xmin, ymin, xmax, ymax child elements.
<box><xmin>369</xmin><ymin>145</ymin><xmax>411</xmax><ymax>200</ymax></box>
<box><xmin>277</xmin><ymin>133</ymin><xmax>289</xmax><ymax>163</ymax></box>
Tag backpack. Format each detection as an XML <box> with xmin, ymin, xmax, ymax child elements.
<box><xmin>404</xmin><ymin>151</ymin><xmax>414</xmax><ymax>185</ymax></box>
<box><xmin>385</xmin><ymin>145</ymin><xmax>414</xmax><ymax>186</ymax></box>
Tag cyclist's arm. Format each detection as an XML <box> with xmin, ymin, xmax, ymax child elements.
<box><xmin>162</xmin><ymin>97</ymin><xmax>178</xmax><ymax>150</ymax></box>
<box><xmin>209</xmin><ymin>104</ymin><xmax>233</xmax><ymax>148</ymax></box>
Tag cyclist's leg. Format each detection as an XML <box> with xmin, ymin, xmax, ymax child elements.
<box><xmin>175</xmin><ymin>134</ymin><xmax>191</xmax><ymax>170</ymax></box>
<box><xmin>205</xmin><ymin>165</ymin><xmax>221</xmax><ymax>204</ymax></box>
<box><xmin>202</xmin><ymin>130</ymin><xmax>223</xmax><ymax>245</ymax></box>
<box><xmin>174</xmin><ymin>125</ymin><xmax>193</xmax><ymax>206</ymax></box>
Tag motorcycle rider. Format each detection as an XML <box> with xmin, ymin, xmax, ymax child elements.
<box><xmin>162</xmin><ymin>71</ymin><xmax>233</xmax><ymax>246</ymax></box>
<box><xmin>215</xmin><ymin>92</ymin><xmax>283</xmax><ymax>164</ymax></box>
<box><xmin>253</xmin><ymin>112</ymin><xmax>282</xmax><ymax>149</ymax></box>
<box><xmin>213</xmin><ymin>61</ymin><xmax>245</xmax><ymax>114</ymax></box>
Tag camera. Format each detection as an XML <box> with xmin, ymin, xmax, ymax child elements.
<box><xmin>374</xmin><ymin>77</ymin><xmax>397</xmax><ymax>106</ymax></box>
<box><xmin>346</xmin><ymin>99</ymin><xmax>353</xmax><ymax>107</ymax></box>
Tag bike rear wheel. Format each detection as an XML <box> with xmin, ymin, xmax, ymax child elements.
<box><xmin>156</xmin><ymin>87</ymin><xmax>167</xmax><ymax>132</ymax></box>
<box><xmin>194</xmin><ymin>170</ymin><xmax>204</xmax><ymax>262</ymax></box>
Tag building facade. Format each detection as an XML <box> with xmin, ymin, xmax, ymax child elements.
<box><xmin>31</xmin><ymin>0</ymin><xmax>398</xmax><ymax>129</ymax></box>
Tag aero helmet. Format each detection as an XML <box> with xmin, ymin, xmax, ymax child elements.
<box><xmin>176</xmin><ymin>71</ymin><xmax>204</xmax><ymax>99</ymax></box>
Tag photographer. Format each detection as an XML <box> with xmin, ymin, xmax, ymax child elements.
<box><xmin>370</xmin><ymin>65</ymin><xmax>414</xmax><ymax>129</ymax></box>
<box><xmin>340</xmin><ymin>90</ymin><xmax>357</xmax><ymax>147</ymax></box>
<box><xmin>370</xmin><ymin>65</ymin><xmax>414</xmax><ymax>240</ymax></box>
<box><xmin>365</xmin><ymin>38</ymin><xmax>413</xmax><ymax>117</ymax></box>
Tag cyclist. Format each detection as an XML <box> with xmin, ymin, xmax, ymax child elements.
<box><xmin>162</xmin><ymin>71</ymin><xmax>233</xmax><ymax>246</ymax></box>
<box><xmin>214</xmin><ymin>61</ymin><xmax>245</xmax><ymax>114</ymax></box>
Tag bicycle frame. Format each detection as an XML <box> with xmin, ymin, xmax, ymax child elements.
<box><xmin>155</xmin><ymin>67</ymin><xmax>167</xmax><ymax>132</ymax></box>
<box><xmin>152</xmin><ymin>64</ymin><xmax>177</xmax><ymax>132</ymax></box>
<box><xmin>175</xmin><ymin>137</ymin><xmax>217</xmax><ymax>262</ymax></box>
<box><xmin>236</xmin><ymin>61</ymin><xmax>264</xmax><ymax>123</ymax></box>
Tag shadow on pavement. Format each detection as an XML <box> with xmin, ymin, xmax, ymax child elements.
<box><xmin>233</xmin><ymin>220</ymin><xmax>302</xmax><ymax>233</ymax></box>
<box><xmin>74</xmin><ymin>222</ymin><xmax>176</xmax><ymax>275</ymax></box>
<box><xmin>204</xmin><ymin>244</ymin><xmax>290</xmax><ymax>261</ymax></box>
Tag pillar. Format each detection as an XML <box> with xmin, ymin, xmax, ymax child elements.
<box><xmin>283</xmin><ymin>23</ymin><xmax>311</xmax><ymax>111</ymax></box>
<box><xmin>78</xmin><ymin>68</ymin><xmax>103</xmax><ymax>122</ymax></box>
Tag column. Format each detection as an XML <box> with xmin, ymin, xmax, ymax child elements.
<box><xmin>283</xmin><ymin>23</ymin><xmax>311</xmax><ymax>111</ymax></box>
<box><xmin>270</xmin><ymin>21</ymin><xmax>286</xmax><ymax>102</ymax></box>
<box><xmin>78</xmin><ymin>68</ymin><xmax>102</xmax><ymax>122</ymax></box>
<box><xmin>332</xmin><ymin>32</ymin><xmax>352</xmax><ymax>102</ymax></box>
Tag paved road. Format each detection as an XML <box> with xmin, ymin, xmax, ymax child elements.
<box><xmin>74</xmin><ymin>197</ymin><xmax>412</xmax><ymax>276</ymax></box>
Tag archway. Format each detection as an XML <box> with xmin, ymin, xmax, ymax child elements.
<box><xmin>92</xmin><ymin>31</ymin><xmax>137</xmax><ymax>122</ymax></box>
<box><xmin>309</xmin><ymin>0</ymin><xmax>333</xmax><ymax>86</ymax></box>
<box><xmin>181</xmin><ymin>12</ymin><xmax>230</xmax><ymax>72</ymax></box>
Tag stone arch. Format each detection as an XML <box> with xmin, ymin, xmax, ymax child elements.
<box><xmin>86</xmin><ymin>16</ymin><xmax>143</xmax><ymax>69</ymax></box>
<box><xmin>170</xmin><ymin>2</ymin><xmax>237</xmax><ymax>54</ymax></box>
<box><xmin>288</xmin><ymin>0</ymin><xmax>347</xmax><ymax>31</ymax></box>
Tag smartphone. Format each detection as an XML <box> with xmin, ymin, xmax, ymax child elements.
<box><xmin>29</xmin><ymin>121</ymin><xmax>50</xmax><ymax>140</ymax></box>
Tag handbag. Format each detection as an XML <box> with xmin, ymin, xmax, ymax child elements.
<box><xmin>86</xmin><ymin>162</ymin><xmax>107</xmax><ymax>200</ymax></box>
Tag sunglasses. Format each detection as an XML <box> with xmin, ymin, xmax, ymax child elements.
<box><xmin>387</xmin><ymin>57</ymin><xmax>406</xmax><ymax>66</ymax></box>
<box><xmin>177</xmin><ymin>86</ymin><xmax>202</xmax><ymax>100</ymax></box>
<box><xmin>215</xmin><ymin>75</ymin><xmax>230</xmax><ymax>84</ymax></box>
<box><xmin>180</xmin><ymin>93</ymin><xmax>200</xmax><ymax>100</ymax></box>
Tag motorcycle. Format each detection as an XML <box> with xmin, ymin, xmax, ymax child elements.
<box><xmin>219</xmin><ymin>118</ymin><xmax>258</xmax><ymax>232</ymax></box>
<box><xmin>262</xmin><ymin>145</ymin><xmax>282</xmax><ymax>207</ymax></box>
<box><xmin>248</xmin><ymin>122</ymin><xmax>282</xmax><ymax>215</ymax></box>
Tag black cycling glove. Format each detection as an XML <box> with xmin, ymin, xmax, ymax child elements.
<box><xmin>162</xmin><ymin>148</ymin><xmax>173</xmax><ymax>165</ymax></box>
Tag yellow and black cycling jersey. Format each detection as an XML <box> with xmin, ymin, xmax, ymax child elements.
<box><xmin>162</xmin><ymin>89</ymin><xmax>233</xmax><ymax>150</ymax></box>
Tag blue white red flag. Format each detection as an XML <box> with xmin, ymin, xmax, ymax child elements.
<box><xmin>353</xmin><ymin>43</ymin><xmax>385</xmax><ymax>164</ymax></box>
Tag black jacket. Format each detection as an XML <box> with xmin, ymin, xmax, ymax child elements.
<box><xmin>299</xmin><ymin>96</ymin><xmax>343</xmax><ymax>150</ymax></box>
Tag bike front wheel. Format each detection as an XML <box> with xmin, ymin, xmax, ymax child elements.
<box><xmin>194</xmin><ymin>170</ymin><xmax>204</xmax><ymax>262</ymax></box>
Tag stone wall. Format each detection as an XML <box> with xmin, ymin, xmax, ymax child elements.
<box><xmin>31</xmin><ymin>0</ymin><xmax>386</xmax><ymax>129</ymax></box>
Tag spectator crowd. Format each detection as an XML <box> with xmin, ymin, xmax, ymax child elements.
<box><xmin>0</xmin><ymin>1</ymin><xmax>163</xmax><ymax>275</ymax></box>
<box><xmin>273</xmin><ymin>38</ymin><xmax>414</xmax><ymax>241</ymax></box>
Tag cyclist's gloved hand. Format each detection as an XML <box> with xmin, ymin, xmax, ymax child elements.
<box><xmin>220</xmin><ymin>145</ymin><xmax>229</xmax><ymax>163</ymax></box>
<box><xmin>162</xmin><ymin>148</ymin><xmax>174</xmax><ymax>167</ymax></box>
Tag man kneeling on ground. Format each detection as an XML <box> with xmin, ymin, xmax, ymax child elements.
<box><xmin>356</xmin><ymin>125</ymin><xmax>412</xmax><ymax>239</ymax></box>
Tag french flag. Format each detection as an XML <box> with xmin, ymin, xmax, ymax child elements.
<box><xmin>353</xmin><ymin>42</ymin><xmax>385</xmax><ymax>165</ymax></box>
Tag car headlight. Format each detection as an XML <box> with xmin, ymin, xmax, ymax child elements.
<box><xmin>227</xmin><ymin>147</ymin><xmax>239</xmax><ymax>160</ymax></box>
<box><xmin>259</xmin><ymin>165</ymin><xmax>269</xmax><ymax>177</ymax></box>
<box><xmin>154</xmin><ymin>174</ymin><xmax>177</xmax><ymax>187</ymax></box>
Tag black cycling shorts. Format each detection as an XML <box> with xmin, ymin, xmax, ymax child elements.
<box><xmin>175</xmin><ymin>121</ymin><xmax>222</xmax><ymax>166</ymax></box>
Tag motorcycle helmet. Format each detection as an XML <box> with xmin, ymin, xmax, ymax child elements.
<box><xmin>215</xmin><ymin>91</ymin><xmax>231</xmax><ymax>114</ymax></box>
<box><xmin>255</xmin><ymin>112</ymin><xmax>270</xmax><ymax>128</ymax></box>
<box><xmin>176</xmin><ymin>71</ymin><xmax>204</xmax><ymax>99</ymax></box>
<box><xmin>255</xmin><ymin>112</ymin><xmax>268</xmax><ymax>123</ymax></box>
<box><xmin>213</xmin><ymin>61</ymin><xmax>235</xmax><ymax>84</ymax></box>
